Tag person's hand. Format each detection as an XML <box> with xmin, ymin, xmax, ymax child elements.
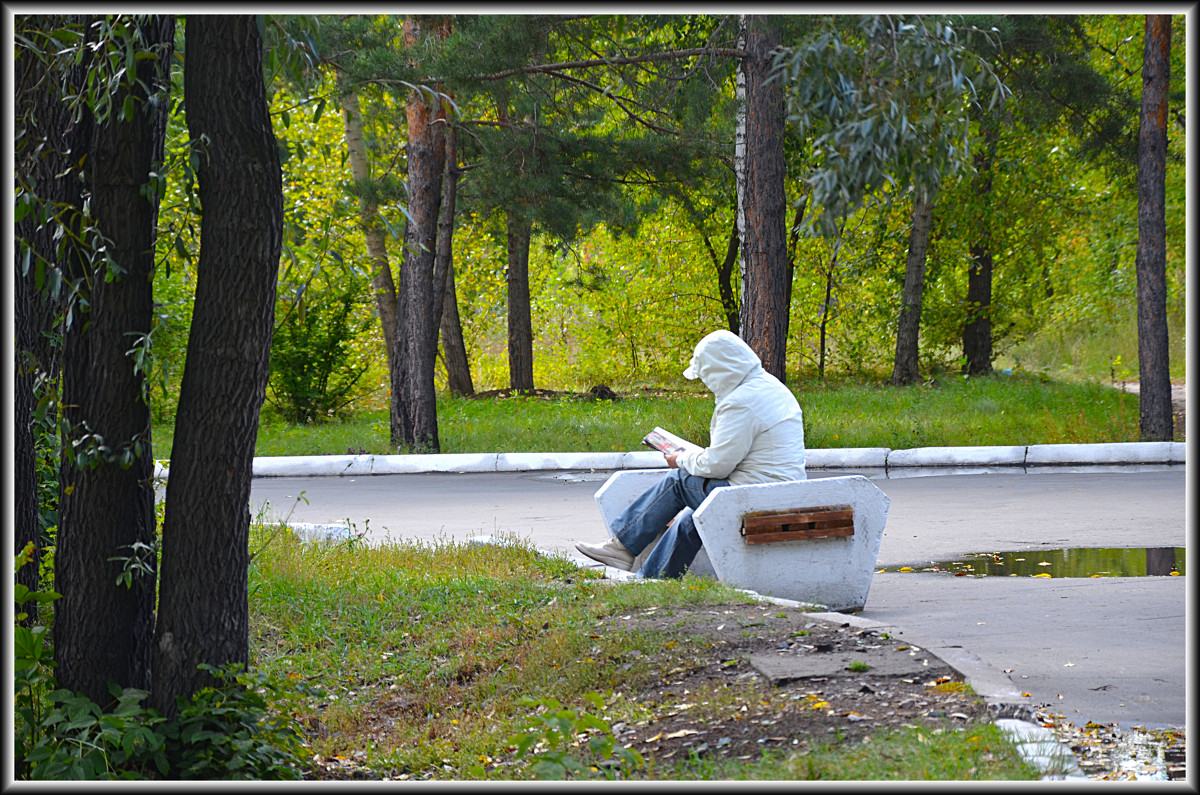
<box><xmin>665</xmin><ymin>452</ymin><xmax>679</xmax><ymax>469</ymax></box>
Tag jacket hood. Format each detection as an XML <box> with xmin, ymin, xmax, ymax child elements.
<box><xmin>683</xmin><ymin>330</ymin><xmax>763</xmax><ymax>397</ymax></box>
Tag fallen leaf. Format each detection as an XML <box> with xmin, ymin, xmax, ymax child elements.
<box><xmin>665</xmin><ymin>729</ymin><xmax>701</xmax><ymax>739</ymax></box>
<box><xmin>1064</xmin><ymin>662</ymin><xmax>1076</xmax><ymax>667</ymax></box>
<box><xmin>1034</xmin><ymin>573</ymin><xmax>1052</xmax><ymax>578</ymax></box>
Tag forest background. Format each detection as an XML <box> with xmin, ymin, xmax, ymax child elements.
<box><xmin>142</xmin><ymin>13</ymin><xmax>1186</xmax><ymax>440</ymax></box>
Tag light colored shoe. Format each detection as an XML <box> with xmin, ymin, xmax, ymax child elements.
<box><xmin>576</xmin><ymin>537</ymin><xmax>635</xmax><ymax>571</ymax></box>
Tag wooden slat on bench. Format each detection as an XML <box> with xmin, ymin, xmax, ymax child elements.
<box><xmin>741</xmin><ymin>505</ymin><xmax>854</xmax><ymax>544</ymax></box>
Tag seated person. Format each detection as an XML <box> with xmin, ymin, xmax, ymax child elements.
<box><xmin>576</xmin><ymin>329</ymin><xmax>806</xmax><ymax>578</ymax></box>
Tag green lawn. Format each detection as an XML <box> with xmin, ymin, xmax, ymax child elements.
<box><xmin>154</xmin><ymin>371</ymin><xmax>1150</xmax><ymax>460</ymax></box>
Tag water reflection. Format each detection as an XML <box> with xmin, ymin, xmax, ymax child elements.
<box><xmin>879</xmin><ymin>547</ymin><xmax>1185</xmax><ymax>578</ymax></box>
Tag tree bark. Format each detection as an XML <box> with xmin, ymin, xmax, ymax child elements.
<box><xmin>437</xmin><ymin>126</ymin><xmax>473</xmax><ymax>397</ymax></box>
<box><xmin>53</xmin><ymin>15</ymin><xmax>173</xmax><ymax>704</ymax></box>
<box><xmin>506</xmin><ymin>211</ymin><xmax>536</xmax><ymax>392</ymax></box>
<box><xmin>716</xmin><ymin>215</ymin><xmax>741</xmax><ymax>334</ymax></box>
<box><xmin>13</xmin><ymin>14</ymin><xmax>88</xmax><ymax>620</ymax></box>
<box><xmin>153</xmin><ymin>14</ymin><xmax>282</xmax><ymax>716</ymax></box>
<box><xmin>891</xmin><ymin>190</ymin><xmax>935</xmax><ymax>386</ymax></box>
<box><xmin>1135</xmin><ymin>14</ymin><xmax>1173</xmax><ymax>441</ymax></box>
<box><xmin>339</xmin><ymin>78</ymin><xmax>399</xmax><ymax>374</ymax></box>
<box><xmin>390</xmin><ymin>15</ymin><xmax>450</xmax><ymax>451</ymax></box>
<box><xmin>440</xmin><ymin>260</ymin><xmax>474</xmax><ymax>396</ymax></box>
<box><xmin>963</xmin><ymin>120</ymin><xmax>1000</xmax><ymax>376</ymax></box>
<box><xmin>736</xmin><ymin>15</ymin><xmax>790</xmax><ymax>382</ymax></box>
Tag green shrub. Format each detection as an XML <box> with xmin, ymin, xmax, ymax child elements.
<box><xmin>14</xmin><ymin>547</ymin><xmax>311</xmax><ymax>781</ymax></box>
<box><xmin>266</xmin><ymin>279</ymin><xmax>375</xmax><ymax>425</ymax></box>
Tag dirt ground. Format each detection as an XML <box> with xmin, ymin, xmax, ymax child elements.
<box><xmin>309</xmin><ymin>601</ymin><xmax>994</xmax><ymax>780</ymax></box>
<box><xmin>592</xmin><ymin>601</ymin><xmax>992</xmax><ymax>768</ymax></box>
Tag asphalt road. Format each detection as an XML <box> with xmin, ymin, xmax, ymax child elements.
<box><xmin>248</xmin><ymin>467</ymin><xmax>1188</xmax><ymax>731</ymax></box>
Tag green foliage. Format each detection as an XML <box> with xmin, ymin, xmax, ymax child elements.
<box><xmin>14</xmin><ymin>545</ymin><xmax>310</xmax><ymax>781</ymax></box>
<box><xmin>775</xmin><ymin>15</ymin><xmax>1007</xmax><ymax>236</ymax></box>
<box><xmin>163</xmin><ymin>663</ymin><xmax>309</xmax><ymax>780</ymax></box>
<box><xmin>508</xmin><ymin>693</ymin><xmax>644</xmax><ymax>779</ymax></box>
<box><xmin>267</xmin><ymin>277</ymin><xmax>377</xmax><ymax>424</ymax></box>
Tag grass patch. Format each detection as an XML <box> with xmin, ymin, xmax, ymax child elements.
<box><xmin>154</xmin><ymin>371</ymin><xmax>1152</xmax><ymax>460</ymax></box>
<box><xmin>247</xmin><ymin>524</ymin><xmax>1039</xmax><ymax>781</ymax></box>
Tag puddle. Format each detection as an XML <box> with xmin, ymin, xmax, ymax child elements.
<box><xmin>1037</xmin><ymin>709</ymin><xmax>1187</xmax><ymax>781</ymax></box>
<box><xmin>879</xmin><ymin>547</ymin><xmax>1185</xmax><ymax>578</ymax></box>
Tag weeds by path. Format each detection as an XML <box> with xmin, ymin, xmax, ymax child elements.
<box><xmin>249</xmin><ymin>527</ymin><xmax>1040</xmax><ymax>781</ymax></box>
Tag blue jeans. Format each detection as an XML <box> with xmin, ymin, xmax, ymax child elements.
<box><xmin>611</xmin><ymin>469</ymin><xmax>729</xmax><ymax>579</ymax></box>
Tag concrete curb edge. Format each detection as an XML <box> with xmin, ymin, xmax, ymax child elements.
<box><xmin>152</xmin><ymin>442</ymin><xmax>1185</xmax><ymax>481</ymax></box>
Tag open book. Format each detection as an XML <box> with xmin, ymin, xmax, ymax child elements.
<box><xmin>642</xmin><ymin>426</ymin><xmax>702</xmax><ymax>456</ymax></box>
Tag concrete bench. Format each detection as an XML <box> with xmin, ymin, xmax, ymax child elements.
<box><xmin>593</xmin><ymin>470</ymin><xmax>891</xmax><ymax>612</ymax></box>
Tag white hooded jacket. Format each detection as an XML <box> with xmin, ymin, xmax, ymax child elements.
<box><xmin>676</xmin><ymin>330</ymin><xmax>806</xmax><ymax>486</ymax></box>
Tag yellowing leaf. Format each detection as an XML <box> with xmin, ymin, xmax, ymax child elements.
<box><xmin>665</xmin><ymin>729</ymin><xmax>700</xmax><ymax>739</ymax></box>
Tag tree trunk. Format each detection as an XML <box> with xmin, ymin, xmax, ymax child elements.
<box><xmin>153</xmin><ymin>14</ymin><xmax>282</xmax><ymax>716</ymax></box>
<box><xmin>818</xmin><ymin>235</ymin><xmax>841</xmax><ymax>380</ymax></box>
<box><xmin>1135</xmin><ymin>14</ymin><xmax>1173</xmax><ymax>441</ymax></box>
<box><xmin>716</xmin><ymin>215</ymin><xmax>741</xmax><ymax>333</ymax></box>
<box><xmin>339</xmin><ymin>78</ymin><xmax>399</xmax><ymax>374</ymax></box>
<box><xmin>891</xmin><ymin>190</ymin><xmax>935</xmax><ymax>386</ymax></box>
<box><xmin>736</xmin><ymin>15</ymin><xmax>790</xmax><ymax>382</ymax></box>
<box><xmin>13</xmin><ymin>14</ymin><xmax>87</xmax><ymax>621</ymax></box>
<box><xmin>440</xmin><ymin>260</ymin><xmax>474</xmax><ymax>396</ymax></box>
<box><xmin>390</xmin><ymin>15</ymin><xmax>450</xmax><ymax>451</ymax></box>
<box><xmin>506</xmin><ymin>211</ymin><xmax>536</xmax><ymax>392</ymax></box>
<box><xmin>53</xmin><ymin>15</ymin><xmax>173</xmax><ymax>705</ymax></box>
<box><xmin>437</xmin><ymin>126</ymin><xmax>473</xmax><ymax>397</ymax></box>
<box><xmin>14</xmin><ymin>259</ymin><xmax>39</xmax><ymax>621</ymax></box>
<box><xmin>963</xmin><ymin>120</ymin><xmax>1000</xmax><ymax>376</ymax></box>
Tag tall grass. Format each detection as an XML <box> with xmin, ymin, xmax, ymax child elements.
<box><xmin>247</xmin><ymin>525</ymin><xmax>1039</xmax><ymax>780</ymax></box>
<box><xmin>1000</xmin><ymin>308</ymin><xmax>1187</xmax><ymax>384</ymax></box>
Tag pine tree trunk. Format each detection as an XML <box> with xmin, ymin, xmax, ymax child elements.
<box><xmin>441</xmin><ymin>260</ymin><xmax>474</xmax><ymax>396</ymax></box>
<box><xmin>54</xmin><ymin>15</ymin><xmax>173</xmax><ymax>704</ymax></box>
<box><xmin>1135</xmin><ymin>14</ymin><xmax>1173</xmax><ymax>441</ymax></box>
<box><xmin>963</xmin><ymin>122</ymin><xmax>999</xmax><ymax>376</ymax></box>
<box><xmin>891</xmin><ymin>190</ymin><xmax>935</xmax><ymax>386</ymax></box>
<box><xmin>339</xmin><ymin>79</ymin><xmax>398</xmax><ymax>374</ymax></box>
<box><xmin>390</xmin><ymin>15</ymin><xmax>449</xmax><ymax>451</ymax></box>
<box><xmin>153</xmin><ymin>14</ymin><xmax>281</xmax><ymax>716</ymax></box>
<box><xmin>736</xmin><ymin>15</ymin><xmax>789</xmax><ymax>382</ymax></box>
<box><xmin>434</xmin><ymin>124</ymin><xmax>472</xmax><ymax>396</ymax></box>
<box><xmin>506</xmin><ymin>211</ymin><xmax>535</xmax><ymax>392</ymax></box>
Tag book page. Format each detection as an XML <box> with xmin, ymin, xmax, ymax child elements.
<box><xmin>642</xmin><ymin>426</ymin><xmax>700</xmax><ymax>455</ymax></box>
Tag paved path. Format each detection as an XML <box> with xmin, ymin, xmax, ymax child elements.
<box><xmin>249</xmin><ymin>466</ymin><xmax>1187</xmax><ymax>732</ymax></box>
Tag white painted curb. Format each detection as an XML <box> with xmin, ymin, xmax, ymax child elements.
<box><xmin>805</xmin><ymin>447</ymin><xmax>890</xmax><ymax>468</ymax></box>
<box><xmin>886</xmin><ymin>445</ymin><xmax>1028</xmax><ymax>468</ymax></box>
<box><xmin>497</xmin><ymin>452</ymin><xmax>627</xmax><ymax>471</ymax></box>
<box><xmin>372</xmin><ymin>453</ymin><xmax>497</xmax><ymax>474</ymax></box>
<box><xmin>150</xmin><ymin>443</ymin><xmax>1184</xmax><ymax>481</ymax></box>
<box><xmin>1025</xmin><ymin>441</ymin><xmax>1184</xmax><ymax>465</ymax></box>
